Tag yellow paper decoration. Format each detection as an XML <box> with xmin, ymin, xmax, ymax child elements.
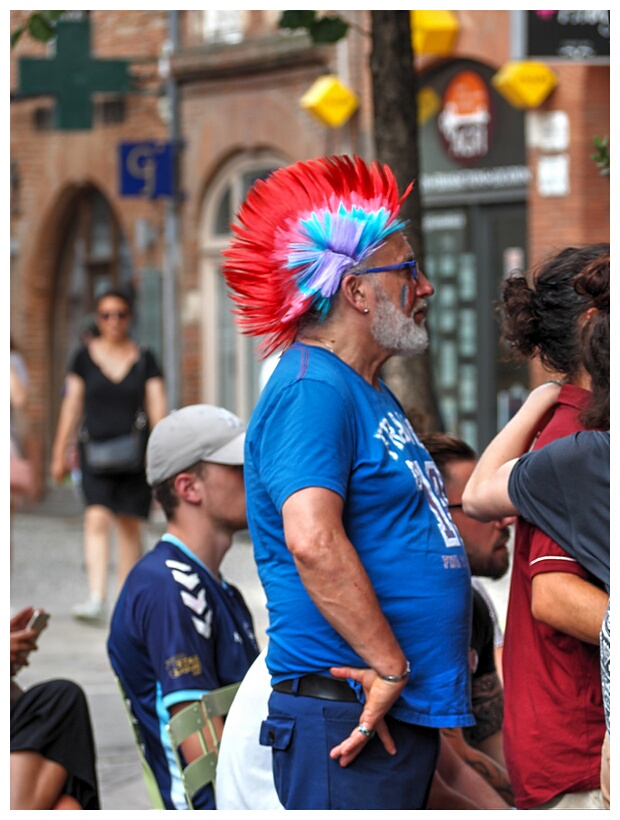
<box><xmin>300</xmin><ymin>75</ymin><xmax>359</xmax><ymax>128</ymax></box>
<box><xmin>417</xmin><ymin>86</ymin><xmax>442</xmax><ymax>125</ymax></box>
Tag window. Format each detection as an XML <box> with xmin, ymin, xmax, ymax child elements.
<box><xmin>33</xmin><ymin>106</ymin><xmax>54</xmax><ymax>130</ymax></box>
<box><xmin>202</xmin><ymin>10</ymin><xmax>244</xmax><ymax>44</ymax></box>
<box><xmin>199</xmin><ymin>152</ymin><xmax>285</xmax><ymax>421</ymax></box>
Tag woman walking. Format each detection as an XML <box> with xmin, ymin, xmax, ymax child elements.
<box><xmin>51</xmin><ymin>286</ymin><xmax>166</xmax><ymax>623</ymax></box>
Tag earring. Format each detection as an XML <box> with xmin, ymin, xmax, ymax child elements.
<box><xmin>363</xmin><ymin>307</ymin><xmax>369</xmax><ymax>314</ymax></box>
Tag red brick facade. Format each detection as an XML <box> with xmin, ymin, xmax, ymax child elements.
<box><xmin>10</xmin><ymin>11</ymin><xmax>609</xmax><ymax>495</ymax></box>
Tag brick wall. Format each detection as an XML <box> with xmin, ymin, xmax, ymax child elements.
<box><xmin>528</xmin><ymin>63</ymin><xmax>610</xmax><ymax>266</ymax></box>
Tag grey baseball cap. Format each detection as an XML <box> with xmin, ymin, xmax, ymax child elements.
<box><xmin>146</xmin><ymin>404</ymin><xmax>246</xmax><ymax>486</ymax></box>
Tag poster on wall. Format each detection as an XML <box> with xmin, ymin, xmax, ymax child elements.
<box><xmin>527</xmin><ymin>10</ymin><xmax>610</xmax><ymax>59</ymax></box>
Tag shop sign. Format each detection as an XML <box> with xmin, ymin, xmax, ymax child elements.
<box><xmin>437</xmin><ymin>71</ymin><xmax>492</xmax><ymax>164</ymax></box>
<box><xmin>527</xmin><ymin>10</ymin><xmax>610</xmax><ymax>59</ymax></box>
<box><xmin>19</xmin><ymin>17</ymin><xmax>131</xmax><ymax>131</ymax></box>
<box><xmin>119</xmin><ymin>142</ymin><xmax>176</xmax><ymax>198</ymax></box>
<box><xmin>420</xmin><ymin>166</ymin><xmax>531</xmax><ymax>197</ymax></box>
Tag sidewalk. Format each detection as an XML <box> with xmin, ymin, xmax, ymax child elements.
<box><xmin>10</xmin><ymin>486</ymin><xmax>268</xmax><ymax>810</ymax></box>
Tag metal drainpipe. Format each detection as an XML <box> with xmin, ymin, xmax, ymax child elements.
<box><xmin>162</xmin><ymin>10</ymin><xmax>181</xmax><ymax>410</ymax></box>
<box><xmin>336</xmin><ymin>27</ymin><xmax>352</xmax><ymax>156</ymax></box>
<box><xmin>510</xmin><ymin>9</ymin><xmax>526</xmax><ymax>59</ymax></box>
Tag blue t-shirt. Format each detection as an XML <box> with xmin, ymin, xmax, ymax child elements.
<box><xmin>245</xmin><ymin>343</ymin><xmax>473</xmax><ymax>729</ymax></box>
<box><xmin>107</xmin><ymin>535</ymin><xmax>259</xmax><ymax>809</ymax></box>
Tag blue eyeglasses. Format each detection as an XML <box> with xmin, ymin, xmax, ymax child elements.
<box><xmin>363</xmin><ymin>260</ymin><xmax>418</xmax><ymax>280</ymax></box>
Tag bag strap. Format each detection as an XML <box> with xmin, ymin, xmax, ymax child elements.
<box><xmin>134</xmin><ymin>346</ymin><xmax>148</xmax><ymax>430</ymax></box>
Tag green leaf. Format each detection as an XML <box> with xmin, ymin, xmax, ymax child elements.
<box><xmin>279</xmin><ymin>11</ymin><xmax>317</xmax><ymax>31</ymax></box>
<box><xmin>309</xmin><ymin>16</ymin><xmax>350</xmax><ymax>44</ymax></box>
<box><xmin>11</xmin><ymin>23</ymin><xmax>25</xmax><ymax>49</ymax></box>
<box><xmin>591</xmin><ymin>135</ymin><xmax>610</xmax><ymax>176</ymax></box>
<box><xmin>28</xmin><ymin>13</ymin><xmax>58</xmax><ymax>43</ymax></box>
<box><xmin>11</xmin><ymin>11</ymin><xmax>65</xmax><ymax>48</ymax></box>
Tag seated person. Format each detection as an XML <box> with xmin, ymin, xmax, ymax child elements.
<box><xmin>107</xmin><ymin>404</ymin><xmax>260</xmax><ymax>810</ymax></box>
<box><xmin>428</xmin><ymin>733</ymin><xmax>510</xmax><ymax>809</ymax></box>
<box><xmin>10</xmin><ymin>606</ymin><xmax>100</xmax><ymax>810</ymax></box>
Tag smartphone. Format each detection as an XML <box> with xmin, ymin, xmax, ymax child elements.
<box><xmin>13</xmin><ymin>610</ymin><xmax>49</xmax><ymax>674</ymax></box>
<box><xmin>27</xmin><ymin>609</ymin><xmax>50</xmax><ymax>636</ymax></box>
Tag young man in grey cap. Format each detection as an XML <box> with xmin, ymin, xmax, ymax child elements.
<box><xmin>107</xmin><ymin>404</ymin><xmax>260</xmax><ymax>810</ymax></box>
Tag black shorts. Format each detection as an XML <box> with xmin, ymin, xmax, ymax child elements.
<box><xmin>80</xmin><ymin>465</ymin><xmax>152</xmax><ymax>518</ymax></box>
<box><xmin>11</xmin><ymin>679</ymin><xmax>100</xmax><ymax>809</ymax></box>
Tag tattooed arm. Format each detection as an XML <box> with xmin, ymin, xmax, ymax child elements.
<box><xmin>441</xmin><ymin>725</ymin><xmax>514</xmax><ymax>806</ymax></box>
<box><xmin>465</xmin><ymin>670</ymin><xmax>507</xmax><ymax>768</ymax></box>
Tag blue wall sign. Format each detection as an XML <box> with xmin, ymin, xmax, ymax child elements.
<box><xmin>119</xmin><ymin>141</ymin><xmax>176</xmax><ymax>198</ymax></box>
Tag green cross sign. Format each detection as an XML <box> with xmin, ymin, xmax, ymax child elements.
<box><xmin>19</xmin><ymin>17</ymin><xmax>132</xmax><ymax>130</ymax></box>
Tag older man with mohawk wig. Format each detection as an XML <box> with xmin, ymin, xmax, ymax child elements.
<box><xmin>222</xmin><ymin>155</ymin><xmax>474</xmax><ymax>810</ymax></box>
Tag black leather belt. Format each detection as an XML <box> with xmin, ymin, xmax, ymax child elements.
<box><xmin>273</xmin><ymin>674</ymin><xmax>358</xmax><ymax>703</ymax></box>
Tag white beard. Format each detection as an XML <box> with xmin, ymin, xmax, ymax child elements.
<box><xmin>370</xmin><ymin>287</ymin><xmax>429</xmax><ymax>356</ymax></box>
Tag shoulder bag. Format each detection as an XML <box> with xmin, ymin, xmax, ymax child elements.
<box><xmin>80</xmin><ymin>348</ymin><xmax>150</xmax><ymax>475</ymax></box>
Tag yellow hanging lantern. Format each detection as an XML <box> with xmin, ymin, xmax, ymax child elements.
<box><xmin>492</xmin><ymin>61</ymin><xmax>558</xmax><ymax>109</ymax></box>
<box><xmin>410</xmin><ymin>11</ymin><xmax>459</xmax><ymax>56</ymax></box>
<box><xmin>300</xmin><ymin>75</ymin><xmax>359</xmax><ymax>128</ymax></box>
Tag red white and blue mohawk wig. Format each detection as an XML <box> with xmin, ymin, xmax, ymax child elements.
<box><xmin>222</xmin><ymin>154</ymin><xmax>412</xmax><ymax>358</ymax></box>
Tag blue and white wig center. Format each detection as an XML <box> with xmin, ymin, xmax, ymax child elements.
<box><xmin>286</xmin><ymin>204</ymin><xmax>407</xmax><ymax>318</ymax></box>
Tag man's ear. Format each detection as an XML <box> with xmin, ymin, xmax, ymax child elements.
<box><xmin>173</xmin><ymin>472</ymin><xmax>201</xmax><ymax>503</ymax></box>
<box><xmin>340</xmin><ymin>272</ymin><xmax>370</xmax><ymax>313</ymax></box>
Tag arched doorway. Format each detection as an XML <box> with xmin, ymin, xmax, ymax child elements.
<box><xmin>50</xmin><ymin>186</ymin><xmax>133</xmax><ymax>445</ymax></box>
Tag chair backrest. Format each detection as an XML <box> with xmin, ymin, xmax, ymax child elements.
<box><xmin>167</xmin><ymin>701</ymin><xmax>217</xmax><ymax>809</ymax></box>
<box><xmin>115</xmin><ymin>675</ymin><xmax>166</xmax><ymax>810</ymax></box>
<box><xmin>165</xmin><ymin>682</ymin><xmax>241</xmax><ymax>809</ymax></box>
<box><xmin>201</xmin><ymin>681</ymin><xmax>241</xmax><ymax>753</ymax></box>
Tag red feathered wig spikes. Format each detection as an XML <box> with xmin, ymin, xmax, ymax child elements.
<box><xmin>222</xmin><ymin>155</ymin><xmax>412</xmax><ymax>358</ymax></box>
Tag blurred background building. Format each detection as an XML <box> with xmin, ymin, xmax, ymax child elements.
<box><xmin>10</xmin><ymin>10</ymin><xmax>610</xmax><ymax>499</ymax></box>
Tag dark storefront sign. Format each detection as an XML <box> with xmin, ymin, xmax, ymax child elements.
<box><xmin>527</xmin><ymin>10</ymin><xmax>610</xmax><ymax>59</ymax></box>
<box><xmin>420</xmin><ymin>61</ymin><xmax>528</xmax><ymax>199</ymax></box>
<box><xmin>419</xmin><ymin>60</ymin><xmax>529</xmax><ymax>451</ymax></box>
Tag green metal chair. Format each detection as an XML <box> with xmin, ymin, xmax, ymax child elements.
<box><xmin>166</xmin><ymin>682</ymin><xmax>241</xmax><ymax>809</ymax></box>
<box><xmin>201</xmin><ymin>681</ymin><xmax>241</xmax><ymax>754</ymax></box>
<box><xmin>115</xmin><ymin>676</ymin><xmax>166</xmax><ymax>810</ymax></box>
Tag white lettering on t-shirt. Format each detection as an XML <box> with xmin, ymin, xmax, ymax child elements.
<box><xmin>373</xmin><ymin>412</ymin><xmax>463</xmax><ymax>552</ymax></box>
<box><xmin>374</xmin><ymin>412</ymin><xmax>420</xmax><ymax>459</ymax></box>
<box><xmin>407</xmin><ymin>459</ymin><xmax>463</xmax><ymax>549</ymax></box>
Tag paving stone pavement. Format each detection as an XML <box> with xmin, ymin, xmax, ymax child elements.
<box><xmin>10</xmin><ymin>486</ymin><xmax>269</xmax><ymax>811</ymax></box>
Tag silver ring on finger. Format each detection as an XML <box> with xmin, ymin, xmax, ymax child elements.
<box><xmin>357</xmin><ymin>723</ymin><xmax>375</xmax><ymax>739</ymax></box>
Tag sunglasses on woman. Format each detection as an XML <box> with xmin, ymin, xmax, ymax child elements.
<box><xmin>98</xmin><ymin>311</ymin><xmax>129</xmax><ymax>321</ymax></box>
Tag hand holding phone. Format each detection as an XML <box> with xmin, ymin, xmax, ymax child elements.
<box><xmin>12</xmin><ymin>610</ymin><xmax>50</xmax><ymax>673</ymax></box>
<box><xmin>27</xmin><ymin>609</ymin><xmax>50</xmax><ymax>636</ymax></box>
